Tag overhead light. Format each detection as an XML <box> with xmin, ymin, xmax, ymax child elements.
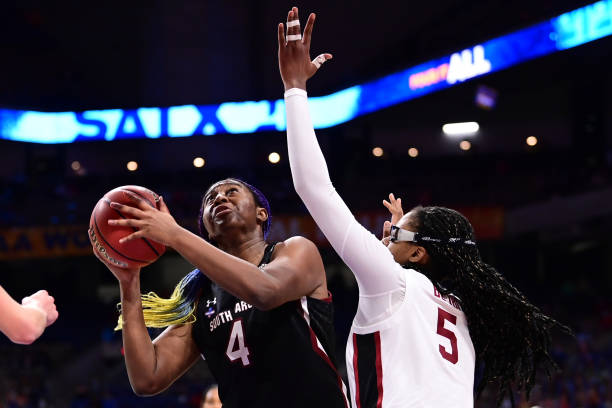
<box><xmin>526</xmin><ymin>136</ymin><xmax>538</xmax><ymax>146</ymax></box>
<box><xmin>71</xmin><ymin>161</ymin><xmax>81</xmax><ymax>171</ymax></box>
<box><xmin>372</xmin><ymin>147</ymin><xmax>384</xmax><ymax>157</ymax></box>
<box><xmin>459</xmin><ymin>140</ymin><xmax>472</xmax><ymax>151</ymax></box>
<box><xmin>127</xmin><ymin>161</ymin><xmax>138</xmax><ymax>171</ymax></box>
<box><xmin>408</xmin><ymin>147</ymin><xmax>419</xmax><ymax>158</ymax></box>
<box><xmin>268</xmin><ymin>152</ymin><xmax>280</xmax><ymax>164</ymax></box>
<box><xmin>193</xmin><ymin>157</ymin><xmax>205</xmax><ymax>168</ymax></box>
<box><xmin>443</xmin><ymin>122</ymin><xmax>479</xmax><ymax>137</ymax></box>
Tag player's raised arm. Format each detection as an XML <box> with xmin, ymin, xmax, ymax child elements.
<box><xmin>279</xmin><ymin>7</ymin><xmax>402</xmax><ymax>295</ymax></box>
<box><xmin>0</xmin><ymin>285</ymin><xmax>58</xmax><ymax>345</ymax></box>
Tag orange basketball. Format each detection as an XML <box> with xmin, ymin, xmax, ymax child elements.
<box><xmin>89</xmin><ymin>185</ymin><xmax>166</xmax><ymax>269</ymax></box>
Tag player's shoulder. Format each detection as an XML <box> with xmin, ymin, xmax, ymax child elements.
<box><xmin>270</xmin><ymin>236</ymin><xmax>322</xmax><ymax>263</ymax></box>
<box><xmin>276</xmin><ymin>235</ymin><xmax>319</xmax><ymax>253</ymax></box>
<box><xmin>403</xmin><ymin>267</ymin><xmax>437</xmax><ymax>293</ymax></box>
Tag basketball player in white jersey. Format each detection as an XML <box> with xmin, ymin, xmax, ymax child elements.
<box><xmin>278</xmin><ymin>7</ymin><xmax>570</xmax><ymax>407</ymax></box>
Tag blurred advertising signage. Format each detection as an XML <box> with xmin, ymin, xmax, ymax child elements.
<box><xmin>1</xmin><ymin>0</ymin><xmax>611</xmax><ymax>144</ymax></box>
<box><xmin>0</xmin><ymin>208</ymin><xmax>503</xmax><ymax>260</ymax></box>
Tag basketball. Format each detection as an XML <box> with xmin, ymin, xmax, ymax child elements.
<box><xmin>89</xmin><ymin>185</ymin><xmax>166</xmax><ymax>269</ymax></box>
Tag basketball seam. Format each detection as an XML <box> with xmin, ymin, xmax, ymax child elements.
<box><xmin>123</xmin><ymin>188</ymin><xmax>155</xmax><ymax>207</ymax></box>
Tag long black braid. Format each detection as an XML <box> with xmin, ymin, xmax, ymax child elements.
<box><xmin>405</xmin><ymin>206</ymin><xmax>571</xmax><ymax>406</ymax></box>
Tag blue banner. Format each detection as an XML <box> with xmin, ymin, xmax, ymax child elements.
<box><xmin>1</xmin><ymin>0</ymin><xmax>611</xmax><ymax>144</ymax></box>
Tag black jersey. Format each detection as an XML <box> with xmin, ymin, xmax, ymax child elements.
<box><xmin>192</xmin><ymin>243</ymin><xmax>348</xmax><ymax>408</ymax></box>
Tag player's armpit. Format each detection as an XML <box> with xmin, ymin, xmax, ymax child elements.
<box><xmin>254</xmin><ymin>236</ymin><xmax>327</xmax><ymax>309</ymax></box>
<box><xmin>130</xmin><ymin>323</ymin><xmax>200</xmax><ymax>396</ymax></box>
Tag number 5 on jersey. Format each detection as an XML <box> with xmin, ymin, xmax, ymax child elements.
<box><xmin>436</xmin><ymin>308</ymin><xmax>459</xmax><ymax>364</ymax></box>
<box><xmin>226</xmin><ymin>319</ymin><xmax>251</xmax><ymax>366</ymax></box>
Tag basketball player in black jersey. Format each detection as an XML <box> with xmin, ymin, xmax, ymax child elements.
<box><xmin>96</xmin><ymin>178</ymin><xmax>349</xmax><ymax>407</ymax></box>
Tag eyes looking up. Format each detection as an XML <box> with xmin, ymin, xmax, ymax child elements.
<box><xmin>205</xmin><ymin>185</ymin><xmax>241</xmax><ymax>206</ymax></box>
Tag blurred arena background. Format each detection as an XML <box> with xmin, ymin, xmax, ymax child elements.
<box><xmin>1</xmin><ymin>0</ymin><xmax>611</xmax><ymax>406</ymax></box>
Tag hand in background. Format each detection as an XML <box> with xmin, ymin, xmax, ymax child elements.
<box><xmin>22</xmin><ymin>290</ymin><xmax>59</xmax><ymax>327</ymax></box>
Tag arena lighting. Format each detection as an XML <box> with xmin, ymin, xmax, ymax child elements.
<box><xmin>193</xmin><ymin>157</ymin><xmax>205</xmax><ymax>167</ymax></box>
<box><xmin>126</xmin><ymin>161</ymin><xmax>138</xmax><ymax>171</ymax></box>
<box><xmin>1</xmin><ymin>0</ymin><xmax>611</xmax><ymax>144</ymax></box>
<box><xmin>268</xmin><ymin>152</ymin><xmax>280</xmax><ymax>164</ymax></box>
<box><xmin>526</xmin><ymin>136</ymin><xmax>538</xmax><ymax>146</ymax></box>
<box><xmin>372</xmin><ymin>147</ymin><xmax>384</xmax><ymax>157</ymax></box>
<box><xmin>459</xmin><ymin>140</ymin><xmax>472</xmax><ymax>151</ymax></box>
<box><xmin>70</xmin><ymin>161</ymin><xmax>81</xmax><ymax>171</ymax></box>
<box><xmin>443</xmin><ymin>122</ymin><xmax>480</xmax><ymax>136</ymax></box>
<box><xmin>408</xmin><ymin>147</ymin><xmax>419</xmax><ymax>157</ymax></box>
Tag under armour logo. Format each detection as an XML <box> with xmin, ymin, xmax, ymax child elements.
<box><xmin>206</xmin><ymin>298</ymin><xmax>217</xmax><ymax>307</ymax></box>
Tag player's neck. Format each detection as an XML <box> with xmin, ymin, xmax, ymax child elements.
<box><xmin>217</xmin><ymin>236</ymin><xmax>267</xmax><ymax>265</ymax></box>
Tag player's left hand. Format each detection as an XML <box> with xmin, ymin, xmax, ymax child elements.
<box><xmin>381</xmin><ymin>193</ymin><xmax>403</xmax><ymax>246</ymax></box>
<box><xmin>108</xmin><ymin>193</ymin><xmax>180</xmax><ymax>247</ymax></box>
<box><xmin>278</xmin><ymin>6</ymin><xmax>332</xmax><ymax>91</ymax></box>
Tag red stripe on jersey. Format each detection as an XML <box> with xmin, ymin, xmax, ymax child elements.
<box><xmin>320</xmin><ymin>292</ymin><xmax>333</xmax><ymax>303</ymax></box>
<box><xmin>352</xmin><ymin>333</ymin><xmax>361</xmax><ymax>408</ymax></box>
<box><xmin>374</xmin><ymin>332</ymin><xmax>384</xmax><ymax>408</ymax></box>
<box><xmin>300</xmin><ymin>299</ymin><xmax>349</xmax><ymax>408</ymax></box>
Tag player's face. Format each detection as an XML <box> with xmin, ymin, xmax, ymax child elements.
<box><xmin>201</xmin><ymin>180</ymin><xmax>266</xmax><ymax>241</ymax></box>
<box><xmin>202</xmin><ymin>386</ymin><xmax>222</xmax><ymax>408</ymax></box>
<box><xmin>387</xmin><ymin>211</ymin><xmax>427</xmax><ymax>266</ymax></box>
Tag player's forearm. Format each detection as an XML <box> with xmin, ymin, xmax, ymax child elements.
<box><xmin>169</xmin><ymin>227</ymin><xmax>280</xmax><ymax>309</ymax></box>
<box><xmin>285</xmin><ymin>89</ymin><xmax>403</xmax><ymax>294</ymax></box>
<box><xmin>119</xmin><ymin>276</ymin><xmax>163</xmax><ymax>395</ymax></box>
<box><xmin>285</xmin><ymin>89</ymin><xmax>356</xmax><ymax>249</ymax></box>
<box><xmin>5</xmin><ymin>305</ymin><xmax>46</xmax><ymax>345</ymax></box>
<box><xmin>285</xmin><ymin>88</ymin><xmax>333</xmax><ymax>197</ymax></box>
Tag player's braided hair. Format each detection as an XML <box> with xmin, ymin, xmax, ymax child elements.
<box><xmin>406</xmin><ymin>206</ymin><xmax>570</xmax><ymax>406</ymax></box>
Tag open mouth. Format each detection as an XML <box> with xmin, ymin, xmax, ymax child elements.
<box><xmin>213</xmin><ymin>205</ymin><xmax>232</xmax><ymax>218</ymax></box>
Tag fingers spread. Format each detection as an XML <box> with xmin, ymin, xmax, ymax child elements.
<box><xmin>278</xmin><ymin>22</ymin><xmax>286</xmax><ymax>47</ymax></box>
<box><xmin>119</xmin><ymin>231</ymin><xmax>142</xmax><ymax>244</ymax></box>
<box><xmin>108</xmin><ymin>218</ymin><xmax>142</xmax><ymax>228</ymax></box>
<box><xmin>303</xmin><ymin>12</ymin><xmax>315</xmax><ymax>46</ymax></box>
<box><xmin>110</xmin><ymin>202</ymin><xmax>145</xmax><ymax>218</ymax></box>
<box><xmin>383</xmin><ymin>220</ymin><xmax>392</xmax><ymax>237</ymax></box>
<box><xmin>123</xmin><ymin>191</ymin><xmax>150</xmax><ymax>210</ymax></box>
<box><xmin>312</xmin><ymin>53</ymin><xmax>332</xmax><ymax>69</ymax></box>
<box><xmin>286</xmin><ymin>8</ymin><xmax>301</xmax><ymax>42</ymax></box>
<box><xmin>158</xmin><ymin>196</ymin><xmax>170</xmax><ymax>214</ymax></box>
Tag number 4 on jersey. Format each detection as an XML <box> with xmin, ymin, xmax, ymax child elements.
<box><xmin>226</xmin><ymin>319</ymin><xmax>251</xmax><ymax>366</ymax></box>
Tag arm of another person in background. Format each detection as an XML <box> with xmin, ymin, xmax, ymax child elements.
<box><xmin>279</xmin><ymin>8</ymin><xmax>402</xmax><ymax>295</ymax></box>
<box><xmin>0</xmin><ymin>285</ymin><xmax>58</xmax><ymax>345</ymax></box>
<box><xmin>107</xmin><ymin>196</ymin><xmax>327</xmax><ymax>309</ymax></box>
<box><xmin>98</xmin><ymin>258</ymin><xmax>200</xmax><ymax>396</ymax></box>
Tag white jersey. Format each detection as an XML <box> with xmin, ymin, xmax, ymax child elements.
<box><xmin>285</xmin><ymin>88</ymin><xmax>475</xmax><ymax>407</ymax></box>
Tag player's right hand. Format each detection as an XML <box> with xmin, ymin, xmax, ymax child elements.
<box><xmin>22</xmin><ymin>290</ymin><xmax>59</xmax><ymax>327</ymax></box>
<box><xmin>278</xmin><ymin>6</ymin><xmax>332</xmax><ymax>91</ymax></box>
<box><xmin>93</xmin><ymin>247</ymin><xmax>141</xmax><ymax>284</ymax></box>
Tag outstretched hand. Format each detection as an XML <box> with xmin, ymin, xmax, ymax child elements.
<box><xmin>107</xmin><ymin>193</ymin><xmax>180</xmax><ymax>247</ymax></box>
<box><xmin>278</xmin><ymin>6</ymin><xmax>332</xmax><ymax>91</ymax></box>
<box><xmin>381</xmin><ymin>193</ymin><xmax>404</xmax><ymax>246</ymax></box>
